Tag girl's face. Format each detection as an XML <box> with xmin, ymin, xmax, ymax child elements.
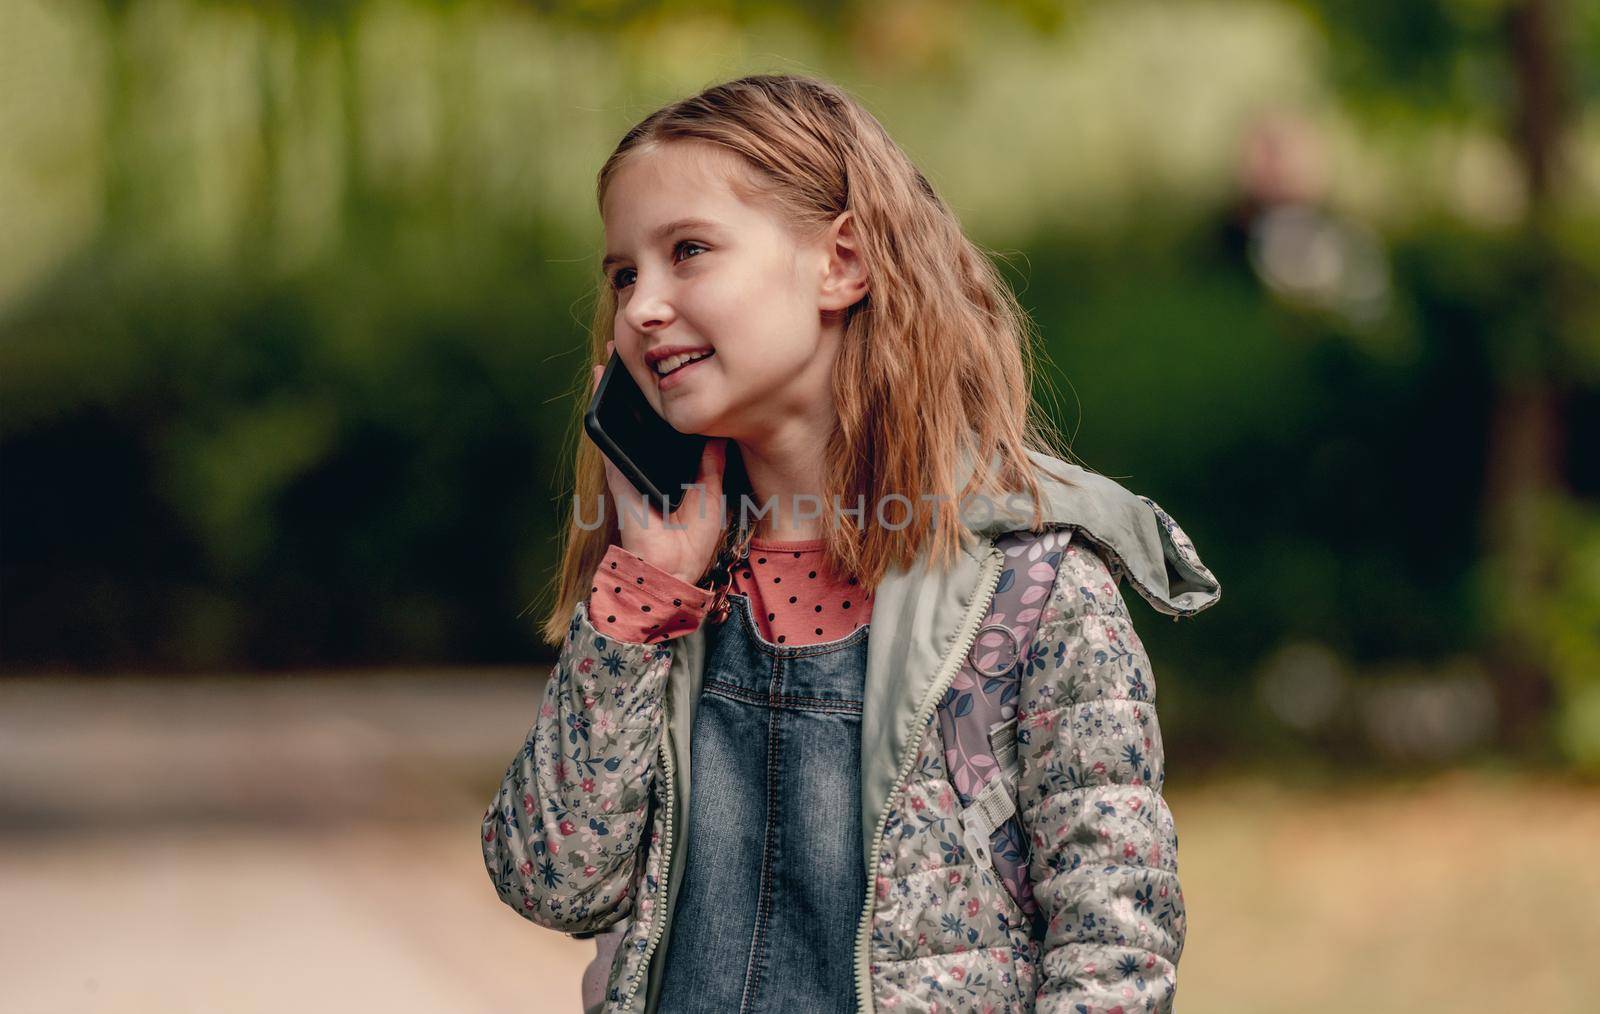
<box><xmin>601</xmin><ymin>141</ymin><xmax>857</xmax><ymax>442</ymax></box>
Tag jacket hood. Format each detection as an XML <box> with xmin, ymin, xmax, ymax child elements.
<box><xmin>953</xmin><ymin>445</ymin><xmax>1222</xmax><ymax>618</ymax></box>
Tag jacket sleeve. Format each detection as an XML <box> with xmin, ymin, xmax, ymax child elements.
<box><xmin>480</xmin><ymin>592</ymin><xmax>674</xmax><ymax>935</ymax></box>
<box><xmin>1016</xmin><ymin>536</ymin><xmax>1187</xmax><ymax>1013</ymax></box>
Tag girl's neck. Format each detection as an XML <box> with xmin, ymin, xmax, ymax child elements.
<box><xmin>733</xmin><ymin>421</ymin><xmax>834</xmax><ymax>542</ymax></box>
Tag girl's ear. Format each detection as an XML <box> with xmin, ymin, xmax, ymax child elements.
<box><xmin>817</xmin><ymin>210</ymin><xmax>870</xmax><ymax>313</ymax></box>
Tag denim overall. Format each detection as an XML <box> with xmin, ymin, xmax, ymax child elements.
<box><xmin>655</xmin><ymin>591</ymin><xmax>869</xmax><ymax>1013</ymax></box>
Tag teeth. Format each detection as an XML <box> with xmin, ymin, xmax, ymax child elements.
<box><xmin>654</xmin><ymin>349</ymin><xmax>714</xmax><ymax>376</ymax></box>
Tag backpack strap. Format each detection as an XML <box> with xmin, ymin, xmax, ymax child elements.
<box><xmin>956</xmin><ymin>734</ymin><xmax>1020</xmax><ymax>867</ymax></box>
<box><xmin>936</xmin><ymin>526</ymin><xmax>1072</xmax><ymax>935</ymax></box>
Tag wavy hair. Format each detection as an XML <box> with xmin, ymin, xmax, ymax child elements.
<box><xmin>539</xmin><ymin>73</ymin><xmax>1076</xmax><ymax>645</ymax></box>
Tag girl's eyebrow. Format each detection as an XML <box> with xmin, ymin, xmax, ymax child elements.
<box><xmin>602</xmin><ymin>217</ymin><xmax>722</xmax><ymax>269</ymax></box>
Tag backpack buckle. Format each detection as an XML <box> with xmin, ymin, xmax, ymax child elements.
<box><xmin>959</xmin><ymin>774</ymin><xmax>1017</xmax><ymax>868</ymax></box>
<box><xmin>967</xmin><ymin>623</ymin><xmax>1021</xmax><ymax>677</ymax></box>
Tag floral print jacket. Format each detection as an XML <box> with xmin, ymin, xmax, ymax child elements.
<box><xmin>481</xmin><ymin>451</ymin><xmax>1222</xmax><ymax>1013</ymax></box>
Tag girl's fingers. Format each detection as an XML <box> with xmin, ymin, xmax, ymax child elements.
<box><xmin>703</xmin><ymin>438</ymin><xmax>726</xmax><ymax>488</ymax></box>
<box><xmin>690</xmin><ymin>437</ymin><xmax>722</xmax><ymax>481</ymax></box>
<box><xmin>678</xmin><ymin>438</ymin><xmax>727</xmax><ymax>531</ymax></box>
<box><xmin>608</xmin><ymin>461</ymin><xmax>648</xmax><ymax>518</ymax></box>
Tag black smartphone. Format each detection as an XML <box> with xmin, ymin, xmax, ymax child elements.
<box><xmin>584</xmin><ymin>349</ymin><xmax>707</xmax><ymax>515</ymax></box>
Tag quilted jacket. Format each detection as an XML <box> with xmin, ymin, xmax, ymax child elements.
<box><xmin>481</xmin><ymin>448</ymin><xmax>1222</xmax><ymax>1012</ymax></box>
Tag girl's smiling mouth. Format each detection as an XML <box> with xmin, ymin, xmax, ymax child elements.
<box><xmin>646</xmin><ymin>346</ymin><xmax>716</xmax><ymax>391</ymax></box>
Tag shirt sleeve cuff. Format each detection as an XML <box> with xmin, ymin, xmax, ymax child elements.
<box><xmin>586</xmin><ymin>544</ymin><xmax>711</xmax><ymax>644</ymax></box>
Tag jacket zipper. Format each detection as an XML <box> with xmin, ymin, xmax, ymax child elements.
<box><xmin>851</xmin><ymin>542</ymin><xmax>1006</xmax><ymax>1013</ymax></box>
<box><xmin>619</xmin><ymin>729</ymin><xmax>677</xmax><ymax>1012</ymax></box>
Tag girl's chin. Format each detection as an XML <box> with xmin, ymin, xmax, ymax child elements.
<box><xmin>658</xmin><ymin>402</ymin><xmax>715</xmax><ymax>436</ymax></box>
<box><xmin>669</xmin><ymin>411</ymin><xmax>741</xmax><ymax>443</ymax></box>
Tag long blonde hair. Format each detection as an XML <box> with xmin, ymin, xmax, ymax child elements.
<box><xmin>538</xmin><ymin>73</ymin><xmax>1077</xmax><ymax>646</ymax></box>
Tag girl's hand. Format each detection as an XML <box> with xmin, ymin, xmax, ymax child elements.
<box><xmin>591</xmin><ymin>341</ymin><xmax>730</xmax><ymax>586</ymax></box>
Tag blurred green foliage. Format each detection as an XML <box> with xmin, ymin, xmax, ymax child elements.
<box><xmin>1</xmin><ymin>0</ymin><xmax>1596</xmax><ymax>769</ymax></box>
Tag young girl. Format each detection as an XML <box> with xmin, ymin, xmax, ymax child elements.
<box><xmin>482</xmin><ymin>74</ymin><xmax>1221</xmax><ymax>1014</ymax></box>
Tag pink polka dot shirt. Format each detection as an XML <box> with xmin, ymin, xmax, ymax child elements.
<box><xmin>586</xmin><ymin>538</ymin><xmax>875</xmax><ymax>647</ymax></box>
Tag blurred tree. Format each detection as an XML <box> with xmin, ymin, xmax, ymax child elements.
<box><xmin>1286</xmin><ymin>0</ymin><xmax>1599</xmax><ymax>757</ymax></box>
<box><xmin>1484</xmin><ymin>0</ymin><xmax>1593</xmax><ymax>754</ymax></box>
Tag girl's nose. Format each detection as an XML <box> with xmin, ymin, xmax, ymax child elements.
<box><xmin>622</xmin><ymin>287</ymin><xmax>674</xmax><ymax>331</ymax></box>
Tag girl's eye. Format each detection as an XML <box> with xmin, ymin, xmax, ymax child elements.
<box><xmin>610</xmin><ymin>240</ymin><xmax>708</xmax><ymax>290</ymax></box>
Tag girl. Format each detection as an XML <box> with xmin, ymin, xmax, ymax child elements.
<box><xmin>482</xmin><ymin>73</ymin><xmax>1221</xmax><ymax>1013</ymax></box>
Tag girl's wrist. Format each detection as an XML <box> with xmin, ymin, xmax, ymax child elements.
<box><xmin>608</xmin><ymin>545</ymin><xmax>706</xmax><ymax>597</ymax></box>
<box><xmin>644</xmin><ymin>557</ymin><xmax>699</xmax><ymax>587</ymax></box>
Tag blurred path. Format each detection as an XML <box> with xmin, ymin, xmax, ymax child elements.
<box><xmin>0</xmin><ymin>671</ymin><xmax>589</xmax><ymax>1014</ymax></box>
<box><xmin>3</xmin><ymin>674</ymin><xmax>1597</xmax><ymax>1012</ymax></box>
